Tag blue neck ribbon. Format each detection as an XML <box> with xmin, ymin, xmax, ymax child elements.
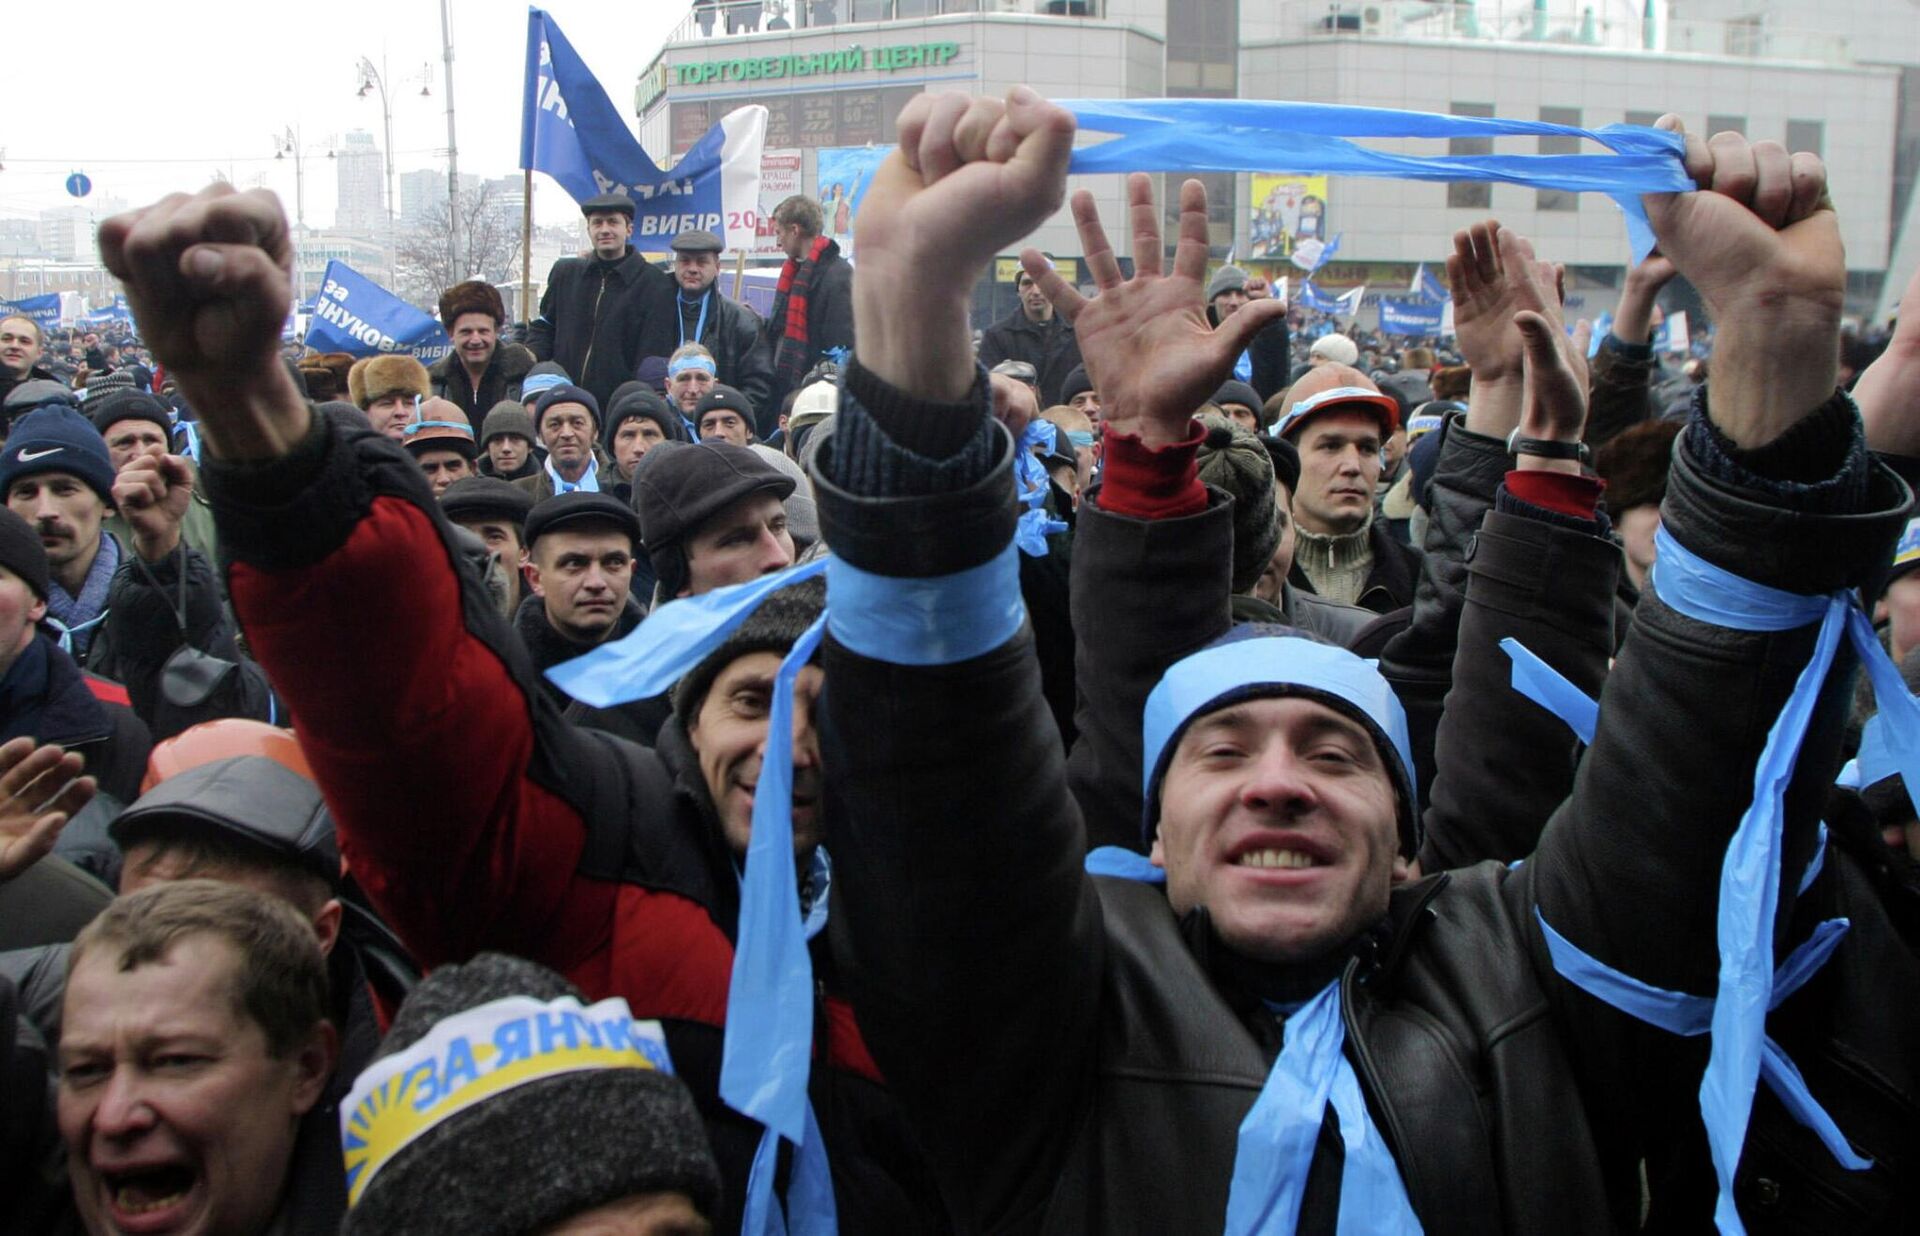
<box><xmin>678</xmin><ymin>288</ymin><xmax>712</xmax><ymax>350</ymax></box>
<box><xmin>546</xmin><ymin>558</ymin><xmax>839</xmax><ymax>1235</ymax></box>
<box><xmin>1502</xmin><ymin>521</ymin><xmax>1910</xmax><ymax>1232</ymax></box>
<box><xmin>1086</xmin><ymin>853</ymin><xmax>1420</xmax><ymax>1233</ymax></box>
<box><xmin>1060</xmin><ymin>99</ymin><xmax>1692</xmax><ymax>261</ymax></box>
<box><xmin>545</xmin><ymin>453</ymin><xmax>599</xmax><ymax>494</ymax></box>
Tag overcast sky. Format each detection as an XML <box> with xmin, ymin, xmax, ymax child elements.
<box><xmin>2</xmin><ymin>1</ymin><xmax>684</xmax><ymax>234</ymax></box>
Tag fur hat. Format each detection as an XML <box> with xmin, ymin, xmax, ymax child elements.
<box><xmin>438</xmin><ymin>280</ymin><xmax>505</xmax><ymax>329</ymax></box>
<box><xmin>347</xmin><ymin>355</ymin><xmax>431</xmax><ymax>412</ymax></box>
<box><xmin>1195</xmin><ymin>412</ymin><xmax>1280</xmax><ymax>594</ymax></box>
<box><xmin>298</xmin><ymin>352</ymin><xmax>358</xmax><ymax>403</ymax></box>
<box><xmin>1595</xmin><ymin>418</ymin><xmax>1682</xmax><ymax>514</ymax></box>
<box><xmin>341</xmin><ymin>953</ymin><xmax>720</xmax><ymax>1234</ymax></box>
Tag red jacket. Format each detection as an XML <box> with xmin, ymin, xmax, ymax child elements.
<box><xmin>207</xmin><ymin>408</ymin><xmax>943</xmax><ymax>1233</ymax></box>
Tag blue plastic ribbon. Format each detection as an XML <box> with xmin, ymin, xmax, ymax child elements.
<box><xmin>1500</xmin><ymin>637</ymin><xmax>1598</xmax><ymax>745</ymax></box>
<box><xmin>1089</xmin><ymin>846</ymin><xmax>1419</xmax><ymax>1229</ymax></box>
<box><xmin>1537</xmin><ymin>909</ymin><xmax>1869</xmax><ymax>1178</ymax></box>
<box><xmin>1084</xmin><ymin>845</ymin><xmax>1166</xmax><ymax>885</ymax></box>
<box><xmin>1224</xmin><ymin>981</ymin><xmax>1424</xmax><ymax>1235</ymax></box>
<box><xmin>547</xmin><ymin>557</ymin><xmax>829</xmax><ymax>705</ymax></box>
<box><xmin>724</xmin><ymin>613</ymin><xmax>839</xmax><ymax>1235</ymax></box>
<box><xmin>826</xmin><ymin>546</ymin><xmax>1025</xmax><ymax>669</ymax></box>
<box><xmin>1062</xmin><ymin>99</ymin><xmax>1692</xmax><ymax>260</ymax></box>
<box><xmin>1646</xmin><ymin>525</ymin><xmax>1905</xmax><ymax>1231</ymax></box>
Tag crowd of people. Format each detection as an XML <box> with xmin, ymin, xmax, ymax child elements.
<box><xmin>2</xmin><ymin>82</ymin><xmax>1918</xmax><ymax>1236</ymax></box>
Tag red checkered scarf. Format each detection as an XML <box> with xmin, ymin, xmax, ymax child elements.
<box><xmin>770</xmin><ymin>234</ymin><xmax>835</xmax><ymax>396</ymax></box>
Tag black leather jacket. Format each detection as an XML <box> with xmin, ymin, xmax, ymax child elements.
<box><xmin>645</xmin><ymin>284</ymin><xmax>775</xmax><ymax>431</ymax></box>
<box><xmin>814</xmin><ymin>371</ymin><xmax>1917</xmax><ymax>1233</ymax></box>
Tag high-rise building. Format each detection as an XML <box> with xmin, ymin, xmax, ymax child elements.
<box><xmin>335</xmin><ymin>130</ymin><xmax>387</xmax><ymax>234</ymax></box>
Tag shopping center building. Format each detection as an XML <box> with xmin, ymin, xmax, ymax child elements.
<box><xmin>638</xmin><ymin>2</ymin><xmax>1920</xmax><ymax>324</ymax></box>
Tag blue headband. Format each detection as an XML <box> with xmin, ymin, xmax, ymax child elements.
<box><xmin>1141</xmin><ymin>636</ymin><xmax>1417</xmax><ymax>852</ymax></box>
<box><xmin>668</xmin><ymin>355</ymin><xmax>718</xmax><ymax>378</ymax></box>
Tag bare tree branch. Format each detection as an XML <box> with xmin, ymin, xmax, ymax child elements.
<box><xmin>394</xmin><ymin>181</ymin><xmax>523</xmax><ymax>306</ymax></box>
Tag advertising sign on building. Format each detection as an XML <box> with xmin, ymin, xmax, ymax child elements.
<box><xmin>751</xmin><ymin>150</ymin><xmax>804</xmax><ymax>255</ymax></box>
<box><xmin>1248</xmin><ymin>174</ymin><xmax>1329</xmax><ymax>263</ymax></box>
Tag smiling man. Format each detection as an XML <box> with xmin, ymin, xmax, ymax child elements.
<box><xmin>57</xmin><ymin>879</ymin><xmax>337</xmax><ymax>1236</ymax></box>
<box><xmin>427</xmin><ymin>281</ymin><xmax>534</xmax><ymax>423</ymax></box>
<box><xmin>1272</xmin><ymin>364</ymin><xmax>1420</xmax><ymax>613</ymax></box>
<box><xmin>0</xmin><ymin>314</ymin><xmax>55</xmax><ymax>415</ymax></box>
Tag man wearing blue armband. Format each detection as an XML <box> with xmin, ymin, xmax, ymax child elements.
<box><xmin>812</xmin><ymin>88</ymin><xmax>1917</xmax><ymax>1233</ymax></box>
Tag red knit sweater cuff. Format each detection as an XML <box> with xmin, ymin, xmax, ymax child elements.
<box><xmin>1096</xmin><ymin>422</ymin><xmax>1209</xmax><ymax>520</ymax></box>
<box><xmin>1504</xmin><ymin>469</ymin><xmax>1606</xmax><ymax>519</ymax></box>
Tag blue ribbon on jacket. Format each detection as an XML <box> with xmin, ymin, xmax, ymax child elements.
<box><xmin>1086</xmin><ymin>853</ymin><xmax>1420</xmax><ymax>1232</ymax></box>
<box><xmin>1014</xmin><ymin>420</ymin><xmax>1067</xmax><ymax>556</ymax></box>
<box><xmin>1061</xmin><ymin>99</ymin><xmax>1692</xmax><ymax>261</ymax></box>
<box><xmin>1501</xmin><ymin>521</ymin><xmax>1907</xmax><ymax>1232</ymax></box>
<box><xmin>546</xmin><ymin>558</ymin><xmax>838</xmax><ymax>1235</ymax></box>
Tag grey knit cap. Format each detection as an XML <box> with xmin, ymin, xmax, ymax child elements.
<box><xmin>342</xmin><ymin>953</ymin><xmax>721</xmax><ymax>1235</ymax></box>
<box><xmin>1206</xmin><ymin>264</ymin><xmax>1249</xmax><ymax>302</ymax></box>
<box><xmin>671</xmin><ymin>576</ymin><xmax>826</xmax><ymax>730</ymax></box>
<box><xmin>1196</xmin><ymin>411</ymin><xmax>1280</xmax><ymax>594</ymax></box>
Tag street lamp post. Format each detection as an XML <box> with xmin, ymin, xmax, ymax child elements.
<box><xmin>275</xmin><ymin>127</ymin><xmax>335</xmax><ymax>305</ymax></box>
<box><xmin>439</xmin><ymin>0</ymin><xmax>463</xmax><ymax>280</ymax></box>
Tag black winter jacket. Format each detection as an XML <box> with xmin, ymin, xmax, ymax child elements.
<box><xmin>814</xmin><ymin>371</ymin><xmax>1916</xmax><ymax>1233</ymax></box>
<box><xmin>91</xmin><ymin>544</ymin><xmax>277</xmax><ymax>742</ymax></box>
<box><xmin>1</xmin><ymin>632</ymin><xmax>148</xmax><ymax>807</ymax></box>
<box><xmin>512</xmin><ymin>593</ymin><xmax>669</xmax><ymax>747</ymax></box>
<box><xmin>764</xmin><ymin>244</ymin><xmax>854</xmax><ymax>412</ymax></box>
<box><xmin>646</xmin><ymin>284</ymin><xmax>775</xmax><ymax>430</ymax></box>
<box><xmin>525</xmin><ymin>249</ymin><xmax>675</xmax><ymax>406</ymax></box>
<box><xmin>1288</xmin><ymin>515</ymin><xmax>1422</xmax><ymax>615</ymax></box>
<box><xmin>977</xmin><ymin>310</ymin><xmax>1083</xmax><ymax>408</ymax></box>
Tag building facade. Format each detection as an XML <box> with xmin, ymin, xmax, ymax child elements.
<box><xmin>639</xmin><ymin>1</ymin><xmax>1914</xmax><ymax>324</ymax></box>
<box><xmin>335</xmin><ymin>130</ymin><xmax>388</xmax><ymax>234</ymax></box>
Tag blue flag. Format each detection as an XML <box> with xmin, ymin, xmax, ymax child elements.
<box><xmin>304</xmin><ymin>261</ymin><xmax>451</xmax><ymax>363</ymax></box>
<box><xmin>1379</xmin><ymin>298</ymin><xmax>1445</xmax><ymax>336</ymax></box>
<box><xmin>1296</xmin><ymin>280</ymin><xmax>1346</xmax><ymax>314</ymax></box>
<box><xmin>522</xmin><ymin>7</ymin><xmax>766</xmax><ymax>251</ymax></box>
<box><xmin>0</xmin><ymin>294</ymin><xmax>64</xmax><ymax>332</ymax></box>
<box><xmin>1412</xmin><ymin>264</ymin><xmax>1451</xmax><ymax>303</ymax></box>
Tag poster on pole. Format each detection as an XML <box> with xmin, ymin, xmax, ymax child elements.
<box><xmin>750</xmin><ymin>150</ymin><xmax>804</xmax><ymax>256</ymax></box>
<box><xmin>1248</xmin><ymin>174</ymin><xmax>1329</xmax><ymax>263</ymax></box>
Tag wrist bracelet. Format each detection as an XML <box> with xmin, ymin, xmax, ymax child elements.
<box><xmin>1506</xmin><ymin>428</ymin><xmax>1590</xmax><ymax>463</ymax></box>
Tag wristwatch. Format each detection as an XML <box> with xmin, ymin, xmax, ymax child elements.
<box><xmin>1506</xmin><ymin>427</ymin><xmax>1590</xmax><ymax>464</ymax></box>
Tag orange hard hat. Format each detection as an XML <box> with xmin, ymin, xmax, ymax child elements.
<box><xmin>141</xmin><ymin>718</ymin><xmax>312</xmax><ymax>795</ymax></box>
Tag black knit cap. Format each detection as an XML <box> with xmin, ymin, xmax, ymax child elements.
<box><xmin>693</xmin><ymin>385</ymin><xmax>756</xmax><ymax>435</ymax></box>
<box><xmin>341</xmin><ymin>953</ymin><xmax>721</xmax><ymax>1235</ymax></box>
<box><xmin>88</xmin><ymin>389</ymin><xmax>174</xmax><ymax>442</ymax></box>
<box><xmin>1262</xmin><ymin>434</ymin><xmax>1301</xmax><ymax>495</ymax></box>
<box><xmin>533</xmin><ymin>384</ymin><xmax>601</xmax><ymax>434</ymax></box>
<box><xmin>440</xmin><ymin>476</ymin><xmax>535</xmax><ymax>531</ymax></box>
<box><xmin>0</xmin><ymin>505</ymin><xmax>51</xmax><ymax>600</ymax></box>
<box><xmin>672</xmin><ymin>576</ymin><xmax>826</xmax><ymax>730</ymax></box>
<box><xmin>524</xmin><ymin>490</ymin><xmax>641</xmax><ymax>552</ymax></box>
<box><xmin>1059</xmin><ymin>364</ymin><xmax>1093</xmax><ymax>406</ymax></box>
<box><xmin>603</xmin><ymin>381</ymin><xmax>683</xmax><ymax>452</ymax></box>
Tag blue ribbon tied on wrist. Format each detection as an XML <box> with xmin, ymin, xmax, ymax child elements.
<box><xmin>1061</xmin><ymin>99</ymin><xmax>1692</xmax><ymax>261</ymax></box>
<box><xmin>1500</xmin><ymin>523</ymin><xmax>1913</xmax><ymax>1233</ymax></box>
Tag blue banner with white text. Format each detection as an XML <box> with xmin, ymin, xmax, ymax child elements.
<box><xmin>304</xmin><ymin>261</ymin><xmax>451</xmax><ymax>363</ymax></box>
<box><xmin>1379</xmin><ymin>298</ymin><xmax>1445</xmax><ymax>336</ymax></box>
